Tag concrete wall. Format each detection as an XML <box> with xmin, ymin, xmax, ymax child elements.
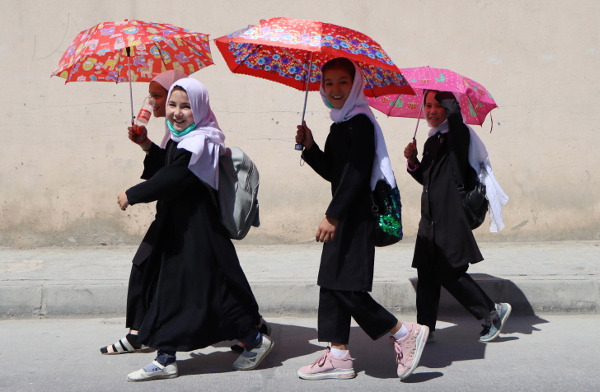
<box><xmin>0</xmin><ymin>0</ymin><xmax>598</xmax><ymax>247</ymax></box>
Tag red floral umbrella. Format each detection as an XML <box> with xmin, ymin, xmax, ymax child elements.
<box><xmin>215</xmin><ymin>17</ymin><xmax>414</xmax><ymax>98</ymax></box>
<box><xmin>52</xmin><ymin>19</ymin><xmax>213</xmax><ymax>122</ymax></box>
<box><xmin>216</xmin><ymin>17</ymin><xmax>414</xmax><ymax>149</ymax></box>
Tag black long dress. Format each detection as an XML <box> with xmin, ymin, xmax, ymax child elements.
<box><xmin>408</xmin><ymin>112</ymin><xmax>483</xmax><ymax>273</ymax></box>
<box><xmin>302</xmin><ymin>114</ymin><xmax>376</xmax><ymax>292</ymax></box>
<box><xmin>125</xmin><ymin>140</ymin><xmax>261</xmax><ymax>352</ymax></box>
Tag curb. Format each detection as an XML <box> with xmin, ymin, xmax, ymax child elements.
<box><xmin>1</xmin><ymin>241</ymin><xmax>599</xmax><ymax>318</ymax></box>
<box><xmin>1</xmin><ymin>277</ymin><xmax>598</xmax><ymax>318</ymax></box>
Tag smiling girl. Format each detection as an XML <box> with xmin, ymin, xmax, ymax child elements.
<box><xmin>295</xmin><ymin>58</ymin><xmax>428</xmax><ymax>381</ymax></box>
<box><xmin>117</xmin><ymin>78</ymin><xmax>273</xmax><ymax>381</ymax></box>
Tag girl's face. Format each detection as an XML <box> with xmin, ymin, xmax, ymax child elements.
<box><xmin>166</xmin><ymin>88</ymin><xmax>194</xmax><ymax>132</ymax></box>
<box><xmin>322</xmin><ymin>67</ymin><xmax>353</xmax><ymax>109</ymax></box>
<box><xmin>424</xmin><ymin>91</ymin><xmax>447</xmax><ymax>128</ymax></box>
<box><xmin>148</xmin><ymin>81</ymin><xmax>169</xmax><ymax>118</ymax></box>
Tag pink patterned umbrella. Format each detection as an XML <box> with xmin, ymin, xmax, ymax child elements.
<box><xmin>367</xmin><ymin>66</ymin><xmax>497</xmax><ymax>126</ymax></box>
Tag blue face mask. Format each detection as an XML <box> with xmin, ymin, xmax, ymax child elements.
<box><xmin>167</xmin><ymin>120</ymin><xmax>196</xmax><ymax>137</ymax></box>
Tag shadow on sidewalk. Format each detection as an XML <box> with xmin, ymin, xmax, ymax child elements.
<box><xmin>177</xmin><ymin>273</ymin><xmax>548</xmax><ymax>380</ymax></box>
<box><xmin>177</xmin><ymin>322</ymin><xmax>323</xmax><ymax>376</ymax></box>
<box><xmin>409</xmin><ymin>274</ymin><xmax>549</xmax><ymax>336</ymax></box>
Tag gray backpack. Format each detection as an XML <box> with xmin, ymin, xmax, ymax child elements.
<box><xmin>216</xmin><ymin>147</ymin><xmax>260</xmax><ymax>239</ymax></box>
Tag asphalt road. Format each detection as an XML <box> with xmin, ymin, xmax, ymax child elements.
<box><xmin>2</xmin><ymin>314</ymin><xmax>598</xmax><ymax>392</ymax></box>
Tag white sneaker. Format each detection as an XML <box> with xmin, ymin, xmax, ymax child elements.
<box><xmin>232</xmin><ymin>334</ymin><xmax>274</xmax><ymax>371</ymax></box>
<box><xmin>127</xmin><ymin>360</ymin><xmax>178</xmax><ymax>382</ymax></box>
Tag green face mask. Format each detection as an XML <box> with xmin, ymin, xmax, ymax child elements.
<box><xmin>167</xmin><ymin>120</ymin><xmax>196</xmax><ymax>137</ymax></box>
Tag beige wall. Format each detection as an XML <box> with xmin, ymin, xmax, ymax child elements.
<box><xmin>0</xmin><ymin>0</ymin><xmax>598</xmax><ymax>247</ymax></box>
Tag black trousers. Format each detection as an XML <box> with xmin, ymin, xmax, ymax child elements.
<box><xmin>318</xmin><ymin>287</ymin><xmax>398</xmax><ymax>344</ymax></box>
<box><xmin>416</xmin><ymin>265</ymin><xmax>495</xmax><ymax>332</ymax></box>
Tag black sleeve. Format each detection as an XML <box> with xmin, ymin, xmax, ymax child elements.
<box><xmin>407</xmin><ymin>157</ymin><xmax>424</xmax><ymax>185</ymax></box>
<box><xmin>141</xmin><ymin>143</ymin><xmax>167</xmax><ymax>180</ymax></box>
<box><xmin>325</xmin><ymin>115</ymin><xmax>375</xmax><ymax>220</ymax></box>
<box><xmin>126</xmin><ymin>147</ymin><xmax>198</xmax><ymax>205</ymax></box>
<box><xmin>302</xmin><ymin>141</ymin><xmax>331</xmax><ymax>182</ymax></box>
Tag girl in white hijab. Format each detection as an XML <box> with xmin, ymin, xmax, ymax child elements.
<box><xmin>164</xmin><ymin>78</ymin><xmax>226</xmax><ymax>189</ymax></box>
<box><xmin>295</xmin><ymin>58</ymin><xmax>428</xmax><ymax>382</ymax></box>
<box><xmin>119</xmin><ymin>78</ymin><xmax>273</xmax><ymax>382</ymax></box>
<box><xmin>420</xmin><ymin>91</ymin><xmax>508</xmax><ymax>232</ymax></box>
<box><xmin>403</xmin><ymin>90</ymin><xmax>511</xmax><ymax>345</ymax></box>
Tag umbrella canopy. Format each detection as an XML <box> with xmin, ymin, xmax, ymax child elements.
<box><xmin>215</xmin><ymin>17</ymin><xmax>414</xmax><ymax>98</ymax></box>
<box><xmin>367</xmin><ymin>66</ymin><xmax>497</xmax><ymax>125</ymax></box>
<box><xmin>52</xmin><ymin>19</ymin><xmax>213</xmax><ymax>83</ymax></box>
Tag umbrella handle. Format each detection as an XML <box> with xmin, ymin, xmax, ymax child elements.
<box><xmin>413</xmin><ymin>103</ymin><xmax>424</xmax><ymax>139</ymax></box>
<box><xmin>126</xmin><ymin>47</ymin><xmax>135</xmax><ymax>125</ymax></box>
<box><xmin>295</xmin><ymin>53</ymin><xmax>313</xmax><ymax>151</ymax></box>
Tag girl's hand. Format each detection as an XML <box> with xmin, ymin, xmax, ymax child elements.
<box><xmin>117</xmin><ymin>191</ymin><xmax>130</xmax><ymax>211</ymax></box>
<box><xmin>404</xmin><ymin>139</ymin><xmax>418</xmax><ymax>166</ymax></box>
<box><xmin>128</xmin><ymin>125</ymin><xmax>152</xmax><ymax>151</ymax></box>
<box><xmin>316</xmin><ymin>216</ymin><xmax>338</xmax><ymax>243</ymax></box>
<box><xmin>296</xmin><ymin>121</ymin><xmax>314</xmax><ymax>150</ymax></box>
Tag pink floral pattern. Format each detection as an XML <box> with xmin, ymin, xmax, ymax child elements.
<box><xmin>52</xmin><ymin>20</ymin><xmax>213</xmax><ymax>83</ymax></box>
<box><xmin>216</xmin><ymin>18</ymin><xmax>413</xmax><ymax>97</ymax></box>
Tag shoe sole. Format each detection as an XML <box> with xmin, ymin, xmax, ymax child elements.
<box><xmin>480</xmin><ymin>303</ymin><xmax>512</xmax><ymax>342</ymax></box>
<box><xmin>127</xmin><ymin>372</ymin><xmax>178</xmax><ymax>382</ymax></box>
<box><xmin>232</xmin><ymin>337</ymin><xmax>275</xmax><ymax>371</ymax></box>
<box><xmin>297</xmin><ymin>368</ymin><xmax>357</xmax><ymax>380</ymax></box>
<box><xmin>398</xmin><ymin>325</ymin><xmax>429</xmax><ymax>381</ymax></box>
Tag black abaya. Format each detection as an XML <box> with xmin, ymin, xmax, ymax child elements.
<box><xmin>125</xmin><ymin>140</ymin><xmax>261</xmax><ymax>352</ymax></box>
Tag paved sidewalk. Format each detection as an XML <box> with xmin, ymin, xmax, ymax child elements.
<box><xmin>0</xmin><ymin>240</ymin><xmax>598</xmax><ymax>318</ymax></box>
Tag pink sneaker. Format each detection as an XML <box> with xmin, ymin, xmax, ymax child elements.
<box><xmin>297</xmin><ymin>347</ymin><xmax>356</xmax><ymax>380</ymax></box>
<box><xmin>394</xmin><ymin>322</ymin><xmax>429</xmax><ymax>380</ymax></box>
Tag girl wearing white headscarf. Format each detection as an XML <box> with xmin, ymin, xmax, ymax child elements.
<box><xmin>118</xmin><ymin>78</ymin><xmax>272</xmax><ymax>382</ymax></box>
<box><xmin>295</xmin><ymin>58</ymin><xmax>428</xmax><ymax>381</ymax></box>
<box><xmin>403</xmin><ymin>90</ymin><xmax>511</xmax><ymax>344</ymax></box>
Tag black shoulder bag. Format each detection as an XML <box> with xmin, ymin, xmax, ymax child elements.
<box><xmin>448</xmin><ymin>148</ymin><xmax>488</xmax><ymax>230</ymax></box>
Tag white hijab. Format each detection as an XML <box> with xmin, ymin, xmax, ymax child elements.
<box><xmin>165</xmin><ymin>78</ymin><xmax>226</xmax><ymax>190</ymax></box>
<box><xmin>426</xmin><ymin>96</ymin><xmax>508</xmax><ymax>232</ymax></box>
<box><xmin>320</xmin><ymin>60</ymin><xmax>396</xmax><ymax>190</ymax></box>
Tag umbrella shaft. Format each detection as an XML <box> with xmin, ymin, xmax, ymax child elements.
<box><xmin>126</xmin><ymin>47</ymin><xmax>134</xmax><ymax>124</ymax></box>
<box><xmin>413</xmin><ymin>104</ymin><xmax>423</xmax><ymax>139</ymax></box>
<box><xmin>296</xmin><ymin>53</ymin><xmax>313</xmax><ymax>150</ymax></box>
<box><xmin>300</xmin><ymin>53</ymin><xmax>313</xmax><ymax>124</ymax></box>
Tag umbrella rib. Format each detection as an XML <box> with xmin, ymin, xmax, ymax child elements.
<box><xmin>151</xmin><ymin>42</ymin><xmax>169</xmax><ymax>71</ymax></box>
<box><xmin>227</xmin><ymin>43</ymin><xmax>313</xmax><ymax>83</ymax></box>
<box><xmin>228</xmin><ymin>43</ymin><xmax>264</xmax><ymax>71</ymax></box>
<box><xmin>464</xmin><ymin>93</ymin><xmax>482</xmax><ymax>125</ymax></box>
